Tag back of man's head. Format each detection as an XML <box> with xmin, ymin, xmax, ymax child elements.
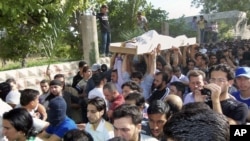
<box><xmin>164</xmin><ymin>107</ymin><xmax>230</xmax><ymax>141</ymax></box>
<box><xmin>20</xmin><ymin>89</ymin><xmax>39</xmax><ymax>106</ymax></box>
<box><xmin>64</xmin><ymin>129</ymin><xmax>93</xmax><ymax>141</ymax></box>
<box><xmin>147</xmin><ymin>100</ymin><xmax>171</xmax><ymax>119</ymax></box>
<box><xmin>113</xmin><ymin>104</ymin><xmax>142</xmax><ymax>125</ymax></box>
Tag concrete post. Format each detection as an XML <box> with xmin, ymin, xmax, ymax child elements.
<box><xmin>80</xmin><ymin>15</ymin><xmax>99</xmax><ymax>65</ymax></box>
<box><xmin>161</xmin><ymin>21</ymin><xmax>169</xmax><ymax>35</ymax></box>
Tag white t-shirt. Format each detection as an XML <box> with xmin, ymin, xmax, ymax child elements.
<box><xmin>5</xmin><ymin>90</ymin><xmax>21</xmax><ymax>105</ymax></box>
<box><xmin>137</xmin><ymin>16</ymin><xmax>148</xmax><ymax>29</ymax></box>
<box><xmin>88</xmin><ymin>87</ymin><xmax>105</xmax><ymax>100</ymax></box>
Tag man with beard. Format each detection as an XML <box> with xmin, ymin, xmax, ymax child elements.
<box><xmin>147</xmin><ymin>72</ymin><xmax>170</xmax><ymax>104</ymax></box>
<box><xmin>85</xmin><ymin>97</ymin><xmax>114</xmax><ymax>141</ymax></box>
<box><xmin>113</xmin><ymin>104</ymin><xmax>157</xmax><ymax>141</ymax></box>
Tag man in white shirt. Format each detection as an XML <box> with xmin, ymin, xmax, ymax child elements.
<box><xmin>19</xmin><ymin>89</ymin><xmax>49</xmax><ymax>133</ymax></box>
<box><xmin>85</xmin><ymin>97</ymin><xmax>114</xmax><ymax>141</ymax></box>
<box><xmin>88</xmin><ymin>72</ymin><xmax>107</xmax><ymax>101</ymax></box>
<box><xmin>137</xmin><ymin>11</ymin><xmax>148</xmax><ymax>31</ymax></box>
<box><xmin>5</xmin><ymin>78</ymin><xmax>21</xmax><ymax>108</ymax></box>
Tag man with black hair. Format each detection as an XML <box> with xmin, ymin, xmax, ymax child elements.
<box><xmin>147</xmin><ymin>72</ymin><xmax>170</xmax><ymax>104</ymax></box>
<box><xmin>164</xmin><ymin>104</ymin><xmax>230</xmax><ymax>141</ymax></box>
<box><xmin>95</xmin><ymin>4</ymin><xmax>111</xmax><ymax>57</ymax></box>
<box><xmin>124</xmin><ymin>92</ymin><xmax>148</xmax><ymax>119</ymax></box>
<box><xmin>5</xmin><ymin>78</ymin><xmax>21</xmax><ymax>108</ymax></box>
<box><xmin>85</xmin><ymin>97</ymin><xmax>114</xmax><ymax>140</ymax></box>
<box><xmin>121</xmin><ymin>81</ymin><xmax>142</xmax><ymax>98</ymax></box>
<box><xmin>199</xmin><ymin>64</ymin><xmax>248</xmax><ymax>125</ymax></box>
<box><xmin>39</xmin><ymin>79</ymin><xmax>50</xmax><ymax>106</ymax></box>
<box><xmin>20</xmin><ymin>89</ymin><xmax>49</xmax><ymax>133</ymax></box>
<box><xmin>113</xmin><ymin>104</ymin><xmax>157</xmax><ymax>141</ymax></box>
<box><xmin>169</xmin><ymin>81</ymin><xmax>186</xmax><ymax>101</ymax></box>
<box><xmin>137</xmin><ymin>11</ymin><xmax>148</xmax><ymax>31</ymax></box>
<box><xmin>88</xmin><ymin>72</ymin><xmax>107</xmax><ymax>102</ymax></box>
<box><xmin>54</xmin><ymin>74</ymin><xmax>82</xmax><ymax>123</ymax></box>
<box><xmin>142</xmin><ymin>100</ymin><xmax>171</xmax><ymax>140</ymax></box>
<box><xmin>72</xmin><ymin>60</ymin><xmax>88</xmax><ymax>88</ymax></box>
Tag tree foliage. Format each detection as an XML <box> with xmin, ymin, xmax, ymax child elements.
<box><xmin>107</xmin><ymin>0</ymin><xmax>168</xmax><ymax>41</ymax></box>
<box><xmin>0</xmin><ymin>0</ymin><xmax>169</xmax><ymax>67</ymax></box>
<box><xmin>0</xmin><ymin>0</ymin><xmax>84</xmax><ymax>66</ymax></box>
<box><xmin>191</xmin><ymin>0</ymin><xmax>250</xmax><ymax>22</ymax></box>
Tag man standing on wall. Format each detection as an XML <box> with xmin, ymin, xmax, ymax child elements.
<box><xmin>95</xmin><ymin>4</ymin><xmax>111</xmax><ymax>57</ymax></box>
<box><xmin>137</xmin><ymin>11</ymin><xmax>148</xmax><ymax>32</ymax></box>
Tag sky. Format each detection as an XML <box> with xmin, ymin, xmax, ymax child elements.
<box><xmin>147</xmin><ymin>0</ymin><xmax>203</xmax><ymax>19</ymax></box>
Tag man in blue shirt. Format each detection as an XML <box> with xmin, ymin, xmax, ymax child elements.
<box><xmin>232</xmin><ymin>67</ymin><xmax>250</xmax><ymax>122</ymax></box>
<box><xmin>38</xmin><ymin>96</ymin><xmax>77</xmax><ymax>141</ymax></box>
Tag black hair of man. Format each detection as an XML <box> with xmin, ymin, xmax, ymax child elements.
<box><xmin>121</xmin><ymin>81</ymin><xmax>142</xmax><ymax>93</ymax></box>
<box><xmin>147</xmin><ymin>100</ymin><xmax>171</xmax><ymax>119</ymax></box>
<box><xmin>5</xmin><ymin>78</ymin><xmax>16</xmax><ymax>84</ymax></box>
<box><xmin>63</xmin><ymin>129</ymin><xmax>94</xmax><ymax>141</ymax></box>
<box><xmin>131</xmin><ymin>71</ymin><xmax>143</xmax><ymax>80</ymax></box>
<box><xmin>113</xmin><ymin>104</ymin><xmax>142</xmax><ymax>125</ymax></box>
<box><xmin>208</xmin><ymin>64</ymin><xmax>234</xmax><ymax>81</ymax></box>
<box><xmin>87</xmin><ymin>97</ymin><xmax>108</xmax><ymax>120</ymax></box>
<box><xmin>169</xmin><ymin>81</ymin><xmax>186</xmax><ymax>95</ymax></box>
<box><xmin>20</xmin><ymin>89</ymin><xmax>40</xmax><ymax>106</ymax></box>
<box><xmin>163</xmin><ymin>107</ymin><xmax>230</xmax><ymax>141</ymax></box>
<box><xmin>92</xmin><ymin>72</ymin><xmax>106</xmax><ymax>86</ymax></box>
<box><xmin>79</xmin><ymin>60</ymin><xmax>87</xmax><ymax>68</ymax></box>
<box><xmin>125</xmin><ymin>92</ymin><xmax>145</xmax><ymax>108</ymax></box>
<box><xmin>54</xmin><ymin>73</ymin><xmax>65</xmax><ymax>80</ymax></box>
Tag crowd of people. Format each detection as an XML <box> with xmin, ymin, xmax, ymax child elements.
<box><xmin>0</xmin><ymin>37</ymin><xmax>250</xmax><ymax>141</ymax></box>
<box><xmin>191</xmin><ymin>15</ymin><xmax>219</xmax><ymax>44</ymax></box>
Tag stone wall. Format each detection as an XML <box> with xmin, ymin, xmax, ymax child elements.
<box><xmin>0</xmin><ymin>57</ymin><xmax>111</xmax><ymax>92</ymax></box>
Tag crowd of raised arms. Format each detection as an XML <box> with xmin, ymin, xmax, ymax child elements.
<box><xmin>0</xmin><ymin>38</ymin><xmax>250</xmax><ymax>141</ymax></box>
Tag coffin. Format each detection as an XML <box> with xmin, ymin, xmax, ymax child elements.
<box><xmin>110</xmin><ymin>30</ymin><xmax>196</xmax><ymax>54</ymax></box>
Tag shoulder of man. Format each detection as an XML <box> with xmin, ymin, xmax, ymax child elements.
<box><xmin>140</xmin><ymin>134</ymin><xmax>158</xmax><ymax>141</ymax></box>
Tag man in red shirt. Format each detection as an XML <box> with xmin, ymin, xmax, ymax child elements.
<box><xmin>103</xmin><ymin>82</ymin><xmax>124</xmax><ymax>121</ymax></box>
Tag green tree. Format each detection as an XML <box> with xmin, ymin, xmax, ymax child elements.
<box><xmin>0</xmin><ymin>0</ymin><xmax>85</xmax><ymax>67</ymax></box>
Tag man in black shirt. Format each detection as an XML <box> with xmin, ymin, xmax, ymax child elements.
<box><xmin>147</xmin><ymin>72</ymin><xmax>170</xmax><ymax>104</ymax></box>
<box><xmin>96</xmin><ymin>4</ymin><xmax>111</xmax><ymax>57</ymax></box>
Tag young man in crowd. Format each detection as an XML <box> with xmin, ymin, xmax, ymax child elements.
<box><xmin>113</xmin><ymin>104</ymin><xmax>157</xmax><ymax>141</ymax></box>
<box><xmin>103</xmin><ymin>82</ymin><xmax>124</xmax><ymax>120</ymax></box>
<box><xmin>184</xmin><ymin>70</ymin><xmax>206</xmax><ymax>104</ymax></box>
<box><xmin>85</xmin><ymin>97</ymin><xmax>114</xmax><ymax>140</ymax></box>
<box><xmin>164</xmin><ymin>102</ymin><xmax>230</xmax><ymax>141</ymax></box>
<box><xmin>201</xmin><ymin>64</ymin><xmax>248</xmax><ymax>125</ymax></box>
<box><xmin>232</xmin><ymin>67</ymin><xmax>250</xmax><ymax>122</ymax></box>
<box><xmin>142</xmin><ymin>100</ymin><xmax>171</xmax><ymax>140</ymax></box>
<box><xmin>20</xmin><ymin>89</ymin><xmax>49</xmax><ymax>133</ymax></box>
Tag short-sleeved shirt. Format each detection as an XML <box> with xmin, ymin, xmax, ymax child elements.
<box><xmin>46</xmin><ymin>116</ymin><xmax>77</xmax><ymax>138</ymax></box>
<box><xmin>96</xmin><ymin>13</ymin><xmax>110</xmax><ymax>32</ymax></box>
<box><xmin>137</xmin><ymin>16</ymin><xmax>148</xmax><ymax>29</ymax></box>
<box><xmin>206</xmin><ymin>98</ymin><xmax>248</xmax><ymax>125</ymax></box>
